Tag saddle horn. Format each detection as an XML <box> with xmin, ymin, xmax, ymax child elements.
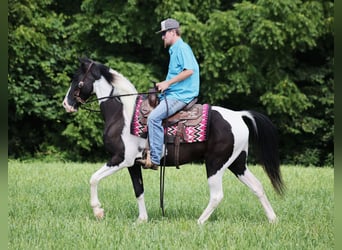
<box><xmin>148</xmin><ymin>80</ymin><xmax>159</xmax><ymax>108</ymax></box>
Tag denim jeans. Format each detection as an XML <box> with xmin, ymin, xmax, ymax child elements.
<box><xmin>148</xmin><ymin>98</ymin><xmax>187</xmax><ymax>165</ymax></box>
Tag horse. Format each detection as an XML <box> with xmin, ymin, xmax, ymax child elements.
<box><xmin>62</xmin><ymin>57</ymin><xmax>285</xmax><ymax>224</ymax></box>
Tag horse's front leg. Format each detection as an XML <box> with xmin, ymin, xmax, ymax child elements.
<box><xmin>90</xmin><ymin>163</ymin><xmax>122</xmax><ymax>219</ymax></box>
<box><xmin>128</xmin><ymin>164</ymin><xmax>148</xmax><ymax>223</ymax></box>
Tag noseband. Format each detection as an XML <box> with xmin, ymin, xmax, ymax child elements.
<box><xmin>73</xmin><ymin>61</ymin><xmax>95</xmax><ymax>104</ymax></box>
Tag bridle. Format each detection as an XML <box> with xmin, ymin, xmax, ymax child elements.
<box><xmin>72</xmin><ymin>61</ymin><xmax>159</xmax><ymax>110</ymax></box>
<box><xmin>73</xmin><ymin>61</ymin><xmax>95</xmax><ymax>104</ymax></box>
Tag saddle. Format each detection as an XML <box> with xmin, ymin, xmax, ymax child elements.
<box><xmin>131</xmin><ymin>89</ymin><xmax>211</xmax><ymax>168</ymax></box>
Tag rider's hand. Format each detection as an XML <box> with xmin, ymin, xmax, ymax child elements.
<box><xmin>156</xmin><ymin>81</ymin><xmax>170</xmax><ymax>92</ymax></box>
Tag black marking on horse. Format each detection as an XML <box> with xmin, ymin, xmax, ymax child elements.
<box><xmin>100</xmin><ymin>98</ymin><xmax>125</xmax><ymax>166</ymax></box>
<box><xmin>204</xmin><ymin>110</ymin><xmax>234</xmax><ymax>178</ymax></box>
<box><xmin>94</xmin><ymin>62</ymin><xmax>114</xmax><ymax>84</ymax></box>
<box><xmin>128</xmin><ymin>164</ymin><xmax>144</xmax><ymax>198</ymax></box>
<box><xmin>77</xmin><ymin>58</ymin><xmax>115</xmax><ymax>83</ymax></box>
<box><xmin>229</xmin><ymin>151</ymin><xmax>247</xmax><ymax>176</ymax></box>
<box><xmin>68</xmin><ymin>58</ymin><xmax>116</xmax><ymax>109</ymax></box>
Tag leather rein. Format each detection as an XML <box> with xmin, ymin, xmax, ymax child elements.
<box><xmin>73</xmin><ymin>62</ymin><xmax>158</xmax><ymax>111</ymax></box>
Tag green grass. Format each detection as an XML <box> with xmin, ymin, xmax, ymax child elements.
<box><xmin>9</xmin><ymin>161</ymin><xmax>333</xmax><ymax>249</ymax></box>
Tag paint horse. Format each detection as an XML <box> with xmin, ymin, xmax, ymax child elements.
<box><xmin>63</xmin><ymin>58</ymin><xmax>285</xmax><ymax>224</ymax></box>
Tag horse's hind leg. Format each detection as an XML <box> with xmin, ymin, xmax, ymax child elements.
<box><xmin>239</xmin><ymin>168</ymin><xmax>277</xmax><ymax>222</ymax></box>
<box><xmin>90</xmin><ymin>163</ymin><xmax>121</xmax><ymax>219</ymax></box>
<box><xmin>230</xmin><ymin>160</ymin><xmax>277</xmax><ymax>223</ymax></box>
<box><xmin>198</xmin><ymin>169</ymin><xmax>225</xmax><ymax>224</ymax></box>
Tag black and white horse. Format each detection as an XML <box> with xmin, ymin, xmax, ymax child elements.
<box><xmin>63</xmin><ymin>58</ymin><xmax>285</xmax><ymax>224</ymax></box>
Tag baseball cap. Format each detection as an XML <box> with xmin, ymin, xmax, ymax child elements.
<box><xmin>156</xmin><ymin>18</ymin><xmax>180</xmax><ymax>33</ymax></box>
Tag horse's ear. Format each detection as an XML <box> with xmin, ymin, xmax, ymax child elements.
<box><xmin>79</xmin><ymin>57</ymin><xmax>90</xmax><ymax>65</ymax></box>
<box><xmin>79</xmin><ymin>60</ymin><xmax>88</xmax><ymax>72</ymax></box>
<box><xmin>79</xmin><ymin>57</ymin><xmax>94</xmax><ymax>73</ymax></box>
<box><xmin>79</xmin><ymin>58</ymin><xmax>86</xmax><ymax>71</ymax></box>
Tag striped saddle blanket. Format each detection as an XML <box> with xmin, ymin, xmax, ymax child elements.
<box><xmin>131</xmin><ymin>95</ymin><xmax>211</xmax><ymax>144</ymax></box>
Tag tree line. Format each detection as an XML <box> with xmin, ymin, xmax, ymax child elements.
<box><xmin>8</xmin><ymin>0</ymin><xmax>334</xmax><ymax>166</ymax></box>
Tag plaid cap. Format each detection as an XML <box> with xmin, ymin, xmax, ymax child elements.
<box><xmin>156</xmin><ymin>18</ymin><xmax>180</xmax><ymax>33</ymax></box>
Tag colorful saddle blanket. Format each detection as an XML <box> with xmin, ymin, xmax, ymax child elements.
<box><xmin>131</xmin><ymin>95</ymin><xmax>211</xmax><ymax>143</ymax></box>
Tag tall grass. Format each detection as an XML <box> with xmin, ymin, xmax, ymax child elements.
<box><xmin>9</xmin><ymin>161</ymin><xmax>333</xmax><ymax>249</ymax></box>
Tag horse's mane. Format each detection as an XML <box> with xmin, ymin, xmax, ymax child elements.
<box><xmin>108</xmin><ymin>68</ymin><xmax>137</xmax><ymax>124</ymax></box>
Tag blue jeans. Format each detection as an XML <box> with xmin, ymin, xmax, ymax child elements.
<box><xmin>148</xmin><ymin>98</ymin><xmax>187</xmax><ymax>165</ymax></box>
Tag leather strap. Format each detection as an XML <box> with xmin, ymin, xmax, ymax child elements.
<box><xmin>174</xmin><ymin>122</ymin><xmax>185</xmax><ymax>169</ymax></box>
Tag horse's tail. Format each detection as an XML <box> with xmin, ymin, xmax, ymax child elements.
<box><xmin>242</xmin><ymin>111</ymin><xmax>285</xmax><ymax>195</ymax></box>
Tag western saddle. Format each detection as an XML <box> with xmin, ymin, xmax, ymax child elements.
<box><xmin>137</xmin><ymin>88</ymin><xmax>205</xmax><ymax>168</ymax></box>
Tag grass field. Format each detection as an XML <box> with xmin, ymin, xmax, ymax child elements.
<box><xmin>8</xmin><ymin>161</ymin><xmax>333</xmax><ymax>249</ymax></box>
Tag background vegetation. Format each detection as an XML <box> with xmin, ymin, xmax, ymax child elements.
<box><xmin>8</xmin><ymin>0</ymin><xmax>334</xmax><ymax>165</ymax></box>
<box><xmin>8</xmin><ymin>161</ymin><xmax>334</xmax><ymax>249</ymax></box>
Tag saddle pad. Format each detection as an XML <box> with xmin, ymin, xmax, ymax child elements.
<box><xmin>131</xmin><ymin>95</ymin><xmax>211</xmax><ymax>143</ymax></box>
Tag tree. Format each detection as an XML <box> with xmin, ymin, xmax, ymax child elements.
<box><xmin>188</xmin><ymin>0</ymin><xmax>334</xmax><ymax>165</ymax></box>
<box><xmin>8</xmin><ymin>0</ymin><xmax>334</xmax><ymax>165</ymax></box>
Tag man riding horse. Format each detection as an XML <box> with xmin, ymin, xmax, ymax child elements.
<box><xmin>138</xmin><ymin>18</ymin><xmax>200</xmax><ymax>170</ymax></box>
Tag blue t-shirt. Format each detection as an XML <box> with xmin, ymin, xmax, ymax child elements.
<box><xmin>160</xmin><ymin>38</ymin><xmax>199</xmax><ymax>104</ymax></box>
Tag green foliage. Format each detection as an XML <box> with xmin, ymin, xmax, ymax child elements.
<box><xmin>62</xmin><ymin>110</ymin><xmax>103</xmax><ymax>152</ymax></box>
<box><xmin>8</xmin><ymin>0</ymin><xmax>334</xmax><ymax>166</ymax></box>
<box><xmin>104</xmin><ymin>58</ymin><xmax>159</xmax><ymax>91</ymax></box>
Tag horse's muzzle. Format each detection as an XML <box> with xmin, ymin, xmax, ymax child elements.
<box><xmin>63</xmin><ymin>97</ymin><xmax>77</xmax><ymax>113</ymax></box>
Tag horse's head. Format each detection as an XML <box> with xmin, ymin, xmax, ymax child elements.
<box><xmin>63</xmin><ymin>57</ymin><xmax>110</xmax><ymax>112</ymax></box>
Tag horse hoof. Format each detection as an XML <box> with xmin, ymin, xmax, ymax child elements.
<box><xmin>197</xmin><ymin>219</ymin><xmax>205</xmax><ymax>225</ymax></box>
<box><xmin>94</xmin><ymin>208</ymin><xmax>105</xmax><ymax>219</ymax></box>
<box><xmin>268</xmin><ymin>217</ymin><xmax>278</xmax><ymax>224</ymax></box>
<box><xmin>136</xmin><ymin>217</ymin><xmax>148</xmax><ymax>224</ymax></box>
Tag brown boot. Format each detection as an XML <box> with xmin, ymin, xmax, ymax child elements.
<box><xmin>140</xmin><ymin>160</ymin><xmax>159</xmax><ymax>170</ymax></box>
<box><xmin>136</xmin><ymin>150</ymin><xmax>159</xmax><ymax>170</ymax></box>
